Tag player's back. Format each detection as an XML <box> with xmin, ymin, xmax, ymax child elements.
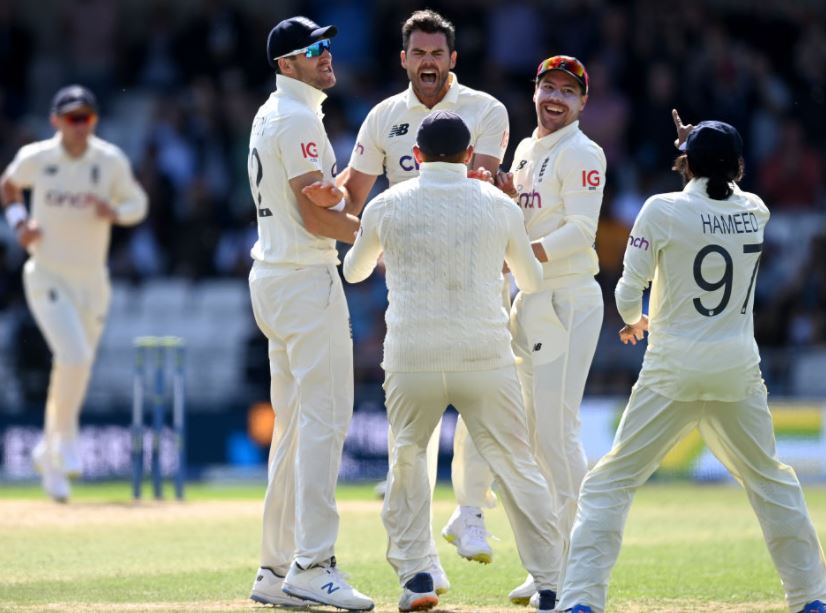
<box><xmin>376</xmin><ymin>164</ymin><xmax>520</xmax><ymax>372</ymax></box>
<box><xmin>632</xmin><ymin>178</ymin><xmax>770</xmax><ymax>400</ymax></box>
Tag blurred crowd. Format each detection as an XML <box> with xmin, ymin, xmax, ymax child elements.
<box><xmin>0</xmin><ymin>0</ymin><xmax>824</xmax><ymax>396</ymax></box>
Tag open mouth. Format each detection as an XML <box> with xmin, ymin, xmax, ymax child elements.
<box><xmin>419</xmin><ymin>70</ymin><xmax>438</xmax><ymax>85</ymax></box>
<box><xmin>542</xmin><ymin>103</ymin><xmax>566</xmax><ymax>117</ymax></box>
<box><xmin>318</xmin><ymin>63</ymin><xmax>333</xmax><ymax>74</ymax></box>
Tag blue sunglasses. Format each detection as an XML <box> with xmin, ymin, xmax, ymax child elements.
<box><xmin>276</xmin><ymin>38</ymin><xmax>332</xmax><ymax>60</ymax></box>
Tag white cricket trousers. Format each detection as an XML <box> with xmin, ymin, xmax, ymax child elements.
<box><xmin>381</xmin><ymin>366</ymin><xmax>564</xmax><ymax>589</ymax></box>
<box><xmin>509</xmin><ymin>278</ymin><xmax>603</xmax><ymax>546</ymax></box>
<box><xmin>249</xmin><ymin>263</ymin><xmax>354</xmax><ymax>573</ymax></box>
<box><xmin>22</xmin><ymin>259</ymin><xmax>110</xmax><ymax>443</ymax></box>
<box><xmin>558</xmin><ymin>384</ymin><xmax>826</xmax><ymax>613</ymax></box>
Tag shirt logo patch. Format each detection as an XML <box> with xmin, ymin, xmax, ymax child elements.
<box><xmin>582</xmin><ymin>170</ymin><xmax>601</xmax><ymax>189</ymax></box>
<box><xmin>388</xmin><ymin>123</ymin><xmax>409</xmax><ymax>137</ymax></box>
<box><xmin>300</xmin><ymin>142</ymin><xmax>318</xmax><ymax>158</ymax></box>
<box><xmin>628</xmin><ymin>235</ymin><xmax>649</xmax><ymax>250</ymax></box>
<box><xmin>44</xmin><ymin>165</ymin><xmax>59</xmax><ymax>176</ymax></box>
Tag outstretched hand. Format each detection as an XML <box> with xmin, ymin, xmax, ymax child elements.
<box><xmin>619</xmin><ymin>315</ymin><xmax>649</xmax><ymax>345</ymax></box>
<box><xmin>302</xmin><ymin>181</ymin><xmax>345</xmax><ymax>208</ymax></box>
<box><xmin>672</xmin><ymin>109</ymin><xmax>694</xmax><ymax>150</ymax></box>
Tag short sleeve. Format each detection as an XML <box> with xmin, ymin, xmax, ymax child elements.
<box><xmin>472</xmin><ymin>100</ymin><xmax>509</xmax><ymax>161</ymax></box>
<box><xmin>4</xmin><ymin>144</ymin><xmax>39</xmax><ymax>188</ymax></box>
<box><xmin>348</xmin><ymin>106</ymin><xmax>385</xmax><ymax>176</ymax></box>
<box><xmin>277</xmin><ymin>112</ymin><xmax>328</xmax><ymax>180</ymax></box>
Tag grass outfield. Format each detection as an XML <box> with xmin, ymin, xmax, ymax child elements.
<box><xmin>1</xmin><ymin>482</ymin><xmax>825</xmax><ymax>612</ymax></box>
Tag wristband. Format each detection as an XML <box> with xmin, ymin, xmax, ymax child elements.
<box><xmin>330</xmin><ymin>199</ymin><xmax>346</xmax><ymax>212</ymax></box>
<box><xmin>4</xmin><ymin>202</ymin><xmax>27</xmax><ymax>229</ymax></box>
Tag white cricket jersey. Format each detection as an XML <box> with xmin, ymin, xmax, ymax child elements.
<box><xmin>509</xmin><ymin>121</ymin><xmax>606</xmax><ymax>282</ymax></box>
<box><xmin>4</xmin><ymin>134</ymin><xmax>147</xmax><ymax>273</ymax></box>
<box><xmin>343</xmin><ymin>162</ymin><xmax>542</xmax><ymax>372</ymax></box>
<box><xmin>248</xmin><ymin>75</ymin><xmax>339</xmax><ymax>267</ymax></box>
<box><xmin>616</xmin><ymin>178</ymin><xmax>770</xmax><ymax>401</ymax></box>
<box><xmin>349</xmin><ymin>73</ymin><xmax>509</xmax><ymax>187</ymax></box>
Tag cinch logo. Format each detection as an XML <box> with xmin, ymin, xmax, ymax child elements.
<box><xmin>628</xmin><ymin>235</ymin><xmax>649</xmax><ymax>250</ymax></box>
<box><xmin>321</xmin><ymin>582</ymin><xmax>340</xmax><ymax>594</ymax></box>
<box><xmin>45</xmin><ymin>190</ymin><xmax>97</xmax><ymax>208</ymax></box>
<box><xmin>581</xmin><ymin>170</ymin><xmax>601</xmax><ymax>189</ymax></box>
<box><xmin>301</xmin><ymin>142</ymin><xmax>318</xmax><ymax>158</ymax></box>
<box><xmin>388</xmin><ymin>123</ymin><xmax>409</xmax><ymax>137</ymax></box>
<box><xmin>355</xmin><ymin>142</ymin><xmax>364</xmax><ymax>155</ymax></box>
<box><xmin>517</xmin><ymin>191</ymin><xmax>542</xmax><ymax>209</ymax></box>
<box><xmin>399</xmin><ymin>155</ymin><xmax>420</xmax><ymax>172</ymax></box>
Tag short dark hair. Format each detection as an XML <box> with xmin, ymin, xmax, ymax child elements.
<box><xmin>418</xmin><ymin>148</ymin><xmax>468</xmax><ymax>164</ymax></box>
<box><xmin>402</xmin><ymin>10</ymin><xmax>455</xmax><ymax>52</ymax></box>
<box><xmin>672</xmin><ymin>154</ymin><xmax>745</xmax><ymax>200</ymax></box>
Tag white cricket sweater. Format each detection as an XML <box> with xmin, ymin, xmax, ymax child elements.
<box><xmin>344</xmin><ymin>162</ymin><xmax>542</xmax><ymax>372</ymax></box>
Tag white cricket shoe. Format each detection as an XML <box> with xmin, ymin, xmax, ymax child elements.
<box><xmin>282</xmin><ymin>558</ymin><xmax>374</xmax><ymax>611</ymax></box>
<box><xmin>441</xmin><ymin>505</ymin><xmax>493</xmax><ymax>564</ymax></box>
<box><xmin>249</xmin><ymin>567</ymin><xmax>308</xmax><ymax>608</ymax></box>
<box><xmin>398</xmin><ymin>572</ymin><xmax>438</xmax><ymax>612</ymax></box>
<box><xmin>509</xmin><ymin>573</ymin><xmax>536</xmax><ymax>605</ymax></box>
<box><xmin>56</xmin><ymin>437</ymin><xmax>82</xmax><ymax>477</ymax></box>
<box><xmin>32</xmin><ymin>441</ymin><xmax>70</xmax><ymax>503</ymax></box>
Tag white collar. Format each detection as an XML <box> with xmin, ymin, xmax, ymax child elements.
<box><xmin>532</xmin><ymin>120</ymin><xmax>580</xmax><ymax>150</ymax></box>
<box><xmin>418</xmin><ymin>161</ymin><xmax>468</xmax><ymax>178</ymax></box>
<box><xmin>275</xmin><ymin>74</ymin><xmax>327</xmax><ymax>112</ymax></box>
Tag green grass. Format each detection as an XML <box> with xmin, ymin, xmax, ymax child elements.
<box><xmin>1</xmin><ymin>482</ymin><xmax>825</xmax><ymax>611</ymax></box>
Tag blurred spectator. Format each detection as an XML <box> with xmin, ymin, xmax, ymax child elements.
<box><xmin>759</xmin><ymin>118</ymin><xmax>824</xmax><ymax>209</ymax></box>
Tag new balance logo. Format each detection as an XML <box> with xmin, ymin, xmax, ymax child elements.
<box><xmin>388</xmin><ymin>123</ymin><xmax>409</xmax><ymax>137</ymax></box>
<box><xmin>321</xmin><ymin>582</ymin><xmax>340</xmax><ymax>594</ymax></box>
<box><xmin>533</xmin><ymin>343</ymin><xmax>542</xmax><ymax>352</ymax></box>
<box><xmin>515</xmin><ymin>160</ymin><xmax>527</xmax><ymax>170</ymax></box>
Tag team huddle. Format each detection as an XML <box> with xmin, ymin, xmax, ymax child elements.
<box><xmin>1</xmin><ymin>7</ymin><xmax>825</xmax><ymax>613</ymax></box>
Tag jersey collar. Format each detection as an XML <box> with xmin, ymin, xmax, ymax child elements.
<box><xmin>404</xmin><ymin>72</ymin><xmax>460</xmax><ymax>110</ymax></box>
<box><xmin>418</xmin><ymin>161</ymin><xmax>468</xmax><ymax>179</ymax></box>
<box><xmin>532</xmin><ymin>120</ymin><xmax>580</xmax><ymax>150</ymax></box>
<box><xmin>275</xmin><ymin>74</ymin><xmax>327</xmax><ymax>113</ymax></box>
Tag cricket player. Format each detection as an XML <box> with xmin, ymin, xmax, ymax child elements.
<box><xmin>246</xmin><ymin>16</ymin><xmax>373</xmax><ymax>611</ymax></box>
<box><xmin>0</xmin><ymin>85</ymin><xmax>148</xmax><ymax>503</ymax></box>
<box><xmin>556</xmin><ymin>117</ymin><xmax>826</xmax><ymax>613</ymax></box>
<box><xmin>342</xmin><ymin>110</ymin><xmax>564</xmax><ymax>613</ymax></box>
<box><xmin>333</xmin><ymin>9</ymin><xmax>510</xmax><ymax>577</ymax></box>
<box><xmin>493</xmin><ymin>55</ymin><xmax>606</xmax><ymax>606</ymax></box>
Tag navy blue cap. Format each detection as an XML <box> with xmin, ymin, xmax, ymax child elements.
<box><xmin>267</xmin><ymin>16</ymin><xmax>337</xmax><ymax>68</ymax></box>
<box><xmin>416</xmin><ymin>111</ymin><xmax>471</xmax><ymax>159</ymax></box>
<box><xmin>51</xmin><ymin>85</ymin><xmax>98</xmax><ymax>115</ymax></box>
<box><xmin>679</xmin><ymin>120</ymin><xmax>743</xmax><ymax>164</ymax></box>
